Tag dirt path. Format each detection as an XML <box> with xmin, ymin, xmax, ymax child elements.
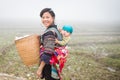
<box><xmin>0</xmin><ymin>73</ymin><xmax>27</xmax><ymax>80</ymax></box>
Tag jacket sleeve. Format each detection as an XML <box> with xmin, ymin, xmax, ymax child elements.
<box><xmin>42</xmin><ymin>31</ymin><xmax>56</xmax><ymax>54</ymax></box>
<box><xmin>57</xmin><ymin>36</ymin><xmax>70</xmax><ymax>46</ymax></box>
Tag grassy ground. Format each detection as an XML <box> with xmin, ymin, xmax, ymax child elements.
<box><xmin>0</xmin><ymin>30</ymin><xmax>120</xmax><ymax>80</ymax></box>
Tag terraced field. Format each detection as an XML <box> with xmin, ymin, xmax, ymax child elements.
<box><xmin>0</xmin><ymin>29</ymin><xmax>120</xmax><ymax>80</ymax></box>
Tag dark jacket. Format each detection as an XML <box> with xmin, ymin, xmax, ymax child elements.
<box><xmin>40</xmin><ymin>25</ymin><xmax>62</xmax><ymax>80</ymax></box>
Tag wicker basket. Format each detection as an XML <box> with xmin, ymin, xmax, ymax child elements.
<box><xmin>15</xmin><ymin>34</ymin><xmax>40</xmax><ymax>66</ymax></box>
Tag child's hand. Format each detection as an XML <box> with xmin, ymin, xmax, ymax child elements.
<box><xmin>57</xmin><ymin>55</ymin><xmax>61</xmax><ymax>60</ymax></box>
<box><xmin>58</xmin><ymin>28</ymin><xmax>62</xmax><ymax>32</ymax></box>
<box><xmin>55</xmin><ymin>39</ymin><xmax>58</xmax><ymax>43</ymax></box>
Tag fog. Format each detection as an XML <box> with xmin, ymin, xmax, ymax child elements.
<box><xmin>0</xmin><ymin>0</ymin><xmax>120</xmax><ymax>32</ymax></box>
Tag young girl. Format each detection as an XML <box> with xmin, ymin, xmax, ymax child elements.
<box><xmin>36</xmin><ymin>8</ymin><xmax>62</xmax><ymax>80</ymax></box>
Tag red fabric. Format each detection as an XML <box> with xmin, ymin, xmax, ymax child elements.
<box><xmin>50</xmin><ymin>55</ymin><xmax>59</xmax><ymax>64</ymax></box>
<box><xmin>40</xmin><ymin>46</ymin><xmax>68</xmax><ymax>80</ymax></box>
<box><xmin>51</xmin><ymin>47</ymin><xmax>68</xmax><ymax>73</ymax></box>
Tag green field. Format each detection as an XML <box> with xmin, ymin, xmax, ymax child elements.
<box><xmin>0</xmin><ymin>28</ymin><xmax>120</xmax><ymax>80</ymax></box>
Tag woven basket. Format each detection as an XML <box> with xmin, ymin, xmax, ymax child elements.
<box><xmin>15</xmin><ymin>34</ymin><xmax>40</xmax><ymax>66</ymax></box>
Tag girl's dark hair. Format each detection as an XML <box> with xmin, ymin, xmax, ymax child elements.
<box><xmin>40</xmin><ymin>8</ymin><xmax>55</xmax><ymax>18</ymax></box>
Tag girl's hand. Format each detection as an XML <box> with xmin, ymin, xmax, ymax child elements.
<box><xmin>36</xmin><ymin>67</ymin><xmax>42</xmax><ymax>78</ymax></box>
<box><xmin>40</xmin><ymin>45</ymin><xmax>43</xmax><ymax>48</ymax></box>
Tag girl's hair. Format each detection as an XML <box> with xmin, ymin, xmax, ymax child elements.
<box><xmin>40</xmin><ymin>8</ymin><xmax>55</xmax><ymax>18</ymax></box>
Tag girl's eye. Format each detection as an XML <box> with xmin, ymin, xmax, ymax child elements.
<box><xmin>42</xmin><ymin>16</ymin><xmax>45</xmax><ymax>19</ymax></box>
<box><xmin>42</xmin><ymin>16</ymin><xmax>50</xmax><ymax>19</ymax></box>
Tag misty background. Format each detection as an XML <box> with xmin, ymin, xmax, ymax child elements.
<box><xmin>0</xmin><ymin>0</ymin><xmax>120</xmax><ymax>33</ymax></box>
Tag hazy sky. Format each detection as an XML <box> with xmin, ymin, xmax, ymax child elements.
<box><xmin>0</xmin><ymin>0</ymin><xmax>120</xmax><ymax>26</ymax></box>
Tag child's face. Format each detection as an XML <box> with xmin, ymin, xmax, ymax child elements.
<box><xmin>61</xmin><ymin>30</ymin><xmax>70</xmax><ymax>37</ymax></box>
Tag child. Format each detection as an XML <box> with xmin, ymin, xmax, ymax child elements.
<box><xmin>55</xmin><ymin>25</ymin><xmax>73</xmax><ymax>58</ymax></box>
<box><xmin>55</xmin><ymin>25</ymin><xmax>73</xmax><ymax>46</ymax></box>
<box><xmin>51</xmin><ymin>25</ymin><xmax>73</xmax><ymax>76</ymax></box>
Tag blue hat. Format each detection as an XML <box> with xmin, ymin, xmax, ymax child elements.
<box><xmin>62</xmin><ymin>25</ymin><xmax>73</xmax><ymax>34</ymax></box>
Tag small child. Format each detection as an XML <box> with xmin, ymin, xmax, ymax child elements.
<box><xmin>50</xmin><ymin>25</ymin><xmax>73</xmax><ymax>79</ymax></box>
<box><xmin>54</xmin><ymin>25</ymin><xmax>73</xmax><ymax>73</ymax></box>
<box><xmin>55</xmin><ymin>25</ymin><xmax>73</xmax><ymax>46</ymax></box>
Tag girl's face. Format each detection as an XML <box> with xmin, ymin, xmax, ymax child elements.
<box><xmin>41</xmin><ymin>12</ymin><xmax>54</xmax><ymax>28</ymax></box>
